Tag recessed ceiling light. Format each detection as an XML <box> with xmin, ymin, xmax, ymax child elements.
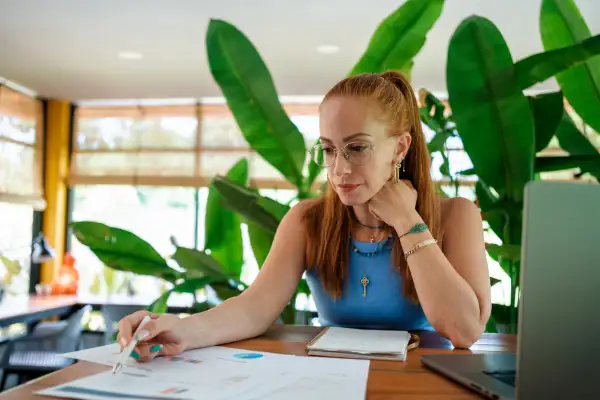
<box><xmin>118</xmin><ymin>51</ymin><xmax>143</xmax><ymax>60</ymax></box>
<box><xmin>316</xmin><ymin>44</ymin><xmax>340</xmax><ymax>54</ymax></box>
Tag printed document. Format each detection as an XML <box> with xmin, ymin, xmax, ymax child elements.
<box><xmin>37</xmin><ymin>344</ymin><xmax>370</xmax><ymax>400</ymax></box>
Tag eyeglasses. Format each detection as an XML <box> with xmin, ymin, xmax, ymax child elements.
<box><xmin>309</xmin><ymin>141</ymin><xmax>377</xmax><ymax>167</ymax></box>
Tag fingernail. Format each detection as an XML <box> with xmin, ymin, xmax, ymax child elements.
<box><xmin>119</xmin><ymin>338</ymin><xmax>127</xmax><ymax>348</ymax></box>
<box><xmin>136</xmin><ymin>330</ymin><xmax>149</xmax><ymax>341</ymax></box>
<box><xmin>131</xmin><ymin>351</ymin><xmax>140</xmax><ymax>360</ymax></box>
<box><xmin>150</xmin><ymin>345</ymin><xmax>162</xmax><ymax>353</ymax></box>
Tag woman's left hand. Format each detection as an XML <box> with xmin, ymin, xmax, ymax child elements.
<box><xmin>368</xmin><ymin>179</ymin><xmax>418</xmax><ymax>230</ymax></box>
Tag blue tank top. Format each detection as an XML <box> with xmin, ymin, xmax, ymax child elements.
<box><xmin>305</xmin><ymin>236</ymin><xmax>435</xmax><ymax>331</ymax></box>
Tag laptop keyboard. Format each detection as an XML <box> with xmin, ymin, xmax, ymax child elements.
<box><xmin>484</xmin><ymin>370</ymin><xmax>516</xmax><ymax>387</ymax></box>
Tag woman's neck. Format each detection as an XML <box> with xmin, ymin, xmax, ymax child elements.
<box><xmin>351</xmin><ymin>205</ymin><xmax>385</xmax><ymax>228</ymax></box>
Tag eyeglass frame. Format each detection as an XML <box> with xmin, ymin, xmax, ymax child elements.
<box><xmin>308</xmin><ymin>137</ymin><xmax>396</xmax><ymax>168</ymax></box>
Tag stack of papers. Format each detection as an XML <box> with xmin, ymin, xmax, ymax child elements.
<box><xmin>306</xmin><ymin>327</ymin><xmax>413</xmax><ymax>361</ymax></box>
<box><xmin>37</xmin><ymin>343</ymin><xmax>370</xmax><ymax>400</ymax></box>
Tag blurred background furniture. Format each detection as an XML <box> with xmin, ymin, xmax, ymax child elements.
<box><xmin>101</xmin><ymin>304</ymin><xmax>142</xmax><ymax>345</ymax></box>
<box><xmin>0</xmin><ymin>304</ymin><xmax>91</xmax><ymax>391</ymax></box>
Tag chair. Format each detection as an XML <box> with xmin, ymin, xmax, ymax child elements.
<box><xmin>0</xmin><ymin>305</ymin><xmax>91</xmax><ymax>391</ymax></box>
<box><xmin>101</xmin><ymin>305</ymin><xmax>143</xmax><ymax>345</ymax></box>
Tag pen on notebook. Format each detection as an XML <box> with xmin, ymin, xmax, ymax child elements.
<box><xmin>112</xmin><ymin>314</ymin><xmax>151</xmax><ymax>375</ymax></box>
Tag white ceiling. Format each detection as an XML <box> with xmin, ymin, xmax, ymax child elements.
<box><xmin>1</xmin><ymin>0</ymin><xmax>599</xmax><ymax>102</ymax></box>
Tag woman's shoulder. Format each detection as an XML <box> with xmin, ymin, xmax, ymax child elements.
<box><xmin>437</xmin><ymin>195</ymin><xmax>482</xmax><ymax>237</ymax></box>
<box><xmin>281</xmin><ymin>197</ymin><xmax>323</xmax><ymax>225</ymax></box>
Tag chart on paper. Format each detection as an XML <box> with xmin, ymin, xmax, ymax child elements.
<box><xmin>45</xmin><ymin>344</ymin><xmax>369</xmax><ymax>399</ymax></box>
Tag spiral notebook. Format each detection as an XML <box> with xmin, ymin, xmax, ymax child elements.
<box><xmin>306</xmin><ymin>327</ymin><xmax>418</xmax><ymax>362</ymax></box>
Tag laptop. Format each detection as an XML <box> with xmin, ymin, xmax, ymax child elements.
<box><xmin>420</xmin><ymin>181</ymin><xmax>599</xmax><ymax>400</ymax></box>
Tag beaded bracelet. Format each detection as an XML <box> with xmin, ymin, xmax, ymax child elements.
<box><xmin>404</xmin><ymin>239</ymin><xmax>438</xmax><ymax>259</ymax></box>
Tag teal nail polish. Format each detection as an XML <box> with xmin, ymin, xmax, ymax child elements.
<box><xmin>150</xmin><ymin>345</ymin><xmax>162</xmax><ymax>353</ymax></box>
<box><xmin>131</xmin><ymin>351</ymin><xmax>140</xmax><ymax>360</ymax></box>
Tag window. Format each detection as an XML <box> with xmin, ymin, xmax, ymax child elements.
<box><xmin>0</xmin><ymin>84</ymin><xmax>44</xmax><ymax>296</ymax></box>
<box><xmin>70</xmin><ymin>185</ymin><xmax>197</xmax><ymax>298</ymax></box>
<box><xmin>0</xmin><ymin>203</ymin><xmax>34</xmax><ymax>296</ymax></box>
<box><xmin>0</xmin><ymin>85</ymin><xmax>44</xmax><ymax>209</ymax></box>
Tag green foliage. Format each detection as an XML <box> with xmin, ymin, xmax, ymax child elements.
<box><xmin>204</xmin><ymin>159</ymin><xmax>248</xmax><ymax>276</ymax></box>
<box><xmin>446</xmin><ymin>5</ymin><xmax>600</xmax><ymax>333</ymax></box>
<box><xmin>540</xmin><ymin>0</ymin><xmax>600</xmax><ymax>134</ymax></box>
<box><xmin>350</xmin><ymin>0</ymin><xmax>445</xmax><ymax>78</ymax></box>
<box><xmin>70</xmin><ymin>221</ymin><xmax>245</xmax><ymax>317</ymax></box>
<box><xmin>205</xmin><ymin>20</ymin><xmax>307</xmax><ymax>190</ymax></box>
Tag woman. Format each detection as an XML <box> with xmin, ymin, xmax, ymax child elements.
<box><xmin>117</xmin><ymin>71</ymin><xmax>491</xmax><ymax>361</ymax></box>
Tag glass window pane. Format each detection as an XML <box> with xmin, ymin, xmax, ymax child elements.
<box><xmin>445</xmin><ymin>135</ymin><xmax>463</xmax><ymax>149</ymax></box>
<box><xmin>201</xmin><ymin>115</ymin><xmax>249</xmax><ymax>148</ymax></box>
<box><xmin>73</xmin><ymin>152</ymin><xmax>196</xmax><ymax>177</ymax></box>
<box><xmin>0</xmin><ymin>141</ymin><xmax>37</xmax><ymax>196</ymax></box>
<box><xmin>0</xmin><ymin>202</ymin><xmax>33</xmax><ymax>296</ymax></box>
<box><xmin>70</xmin><ymin>185</ymin><xmax>196</xmax><ymax>298</ymax></box>
<box><xmin>201</xmin><ymin>151</ymin><xmax>250</xmax><ymax>177</ymax></box>
<box><xmin>250</xmin><ymin>154</ymin><xmax>286</xmax><ymax>180</ymax></box>
<box><xmin>76</xmin><ymin>118</ymin><xmax>135</xmax><ymax>150</ymax></box>
<box><xmin>76</xmin><ymin>117</ymin><xmax>197</xmax><ymax>151</ymax></box>
<box><xmin>447</xmin><ymin>150</ymin><xmax>476</xmax><ymax>180</ymax></box>
<box><xmin>0</xmin><ymin>115</ymin><xmax>36</xmax><ymax>144</ymax></box>
<box><xmin>290</xmin><ymin>115</ymin><xmax>319</xmax><ymax>146</ymax></box>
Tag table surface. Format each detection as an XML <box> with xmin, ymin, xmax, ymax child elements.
<box><xmin>0</xmin><ymin>324</ymin><xmax>517</xmax><ymax>399</ymax></box>
<box><xmin>0</xmin><ymin>294</ymin><xmax>195</xmax><ymax>325</ymax></box>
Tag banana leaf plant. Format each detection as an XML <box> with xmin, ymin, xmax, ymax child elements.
<box><xmin>70</xmin><ymin>220</ymin><xmax>247</xmax><ymax>315</ymax></box>
<box><xmin>419</xmin><ymin>89</ymin><xmax>463</xmax><ymax>195</ymax></box>
<box><xmin>446</xmin><ymin>11</ymin><xmax>600</xmax><ymax>333</ymax></box>
<box><xmin>540</xmin><ymin>0</ymin><xmax>600</xmax><ymax>136</ymax></box>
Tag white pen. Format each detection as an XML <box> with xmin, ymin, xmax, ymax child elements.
<box><xmin>112</xmin><ymin>315</ymin><xmax>152</xmax><ymax>375</ymax></box>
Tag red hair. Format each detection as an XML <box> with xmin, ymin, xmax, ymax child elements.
<box><xmin>303</xmin><ymin>71</ymin><xmax>441</xmax><ymax>303</ymax></box>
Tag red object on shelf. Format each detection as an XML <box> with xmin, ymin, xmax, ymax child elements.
<box><xmin>51</xmin><ymin>253</ymin><xmax>80</xmax><ymax>295</ymax></box>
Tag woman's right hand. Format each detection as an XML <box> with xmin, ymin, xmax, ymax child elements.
<box><xmin>117</xmin><ymin>310</ymin><xmax>188</xmax><ymax>363</ymax></box>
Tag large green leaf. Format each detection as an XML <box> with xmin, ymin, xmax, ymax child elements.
<box><xmin>171</xmin><ymin>246</ymin><xmax>228</xmax><ymax>280</ymax></box>
<box><xmin>257</xmin><ymin>195</ymin><xmax>290</xmax><ymax>222</ymax></box>
<box><xmin>204</xmin><ymin>158</ymin><xmax>248</xmax><ymax>277</ymax></box>
<box><xmin>303</xmin><ymin>139</ymin><xmax>323</xmax><ymax>197</ymax></box>
<box><xmin>205</xmin><ymin>19</ymin><xmax>306</xmax><ymax>189</ymax></box>
<box><xmin>447</xmin><ymin>16</ymin><xmax>535</xmax><ymax>202</ymax></box>
<box><xmin>555</xmin><ymin>112</ymin><xmax>600</xmax><ymax>181</ymax></box>
<box><xmin>486</xmin><ymin>243</ymin><xmax>521</xmax><ymax>263</ymax></box>
<box><xmin>209</xmin><ymin>281</ymin><xmax>244</xmax><ymax>303</ymax></box>
<box><xmin>535</xmin><ymin>154</ymin><xmax>600</xmax><ymax>173</ymax></box>
<box><xmin>485</xmin><ymin>313</ymin><xmax>498</xmax><ymax>333</ymax></box>
<box><xmin>505</xmin><ymin>33</ymin><xmax>600</xmax><ymax>92</ymax></box>
<box><xmin>246</xmin><ymin>222</ymin><xmax>273</xmax><ymax>267</ymax></box>
<box><xmin>212</xmin><ymin>176</ymin><xmax>281</xmax><ymax>235</ymax></box>
<box><xmin>146</xmin><ymin>277</ymin><xmax>217</xmax><ymax>314</ymax></box>
<box><xmin>540</xmin><ymin>0</ymin><xmax>600</xmax><ymax>134</ymax></box>
<box><xmin>147</xmin><ymin>291</ymin><xmax>170</xmax><ymax>314</ymax></box>
<box><xmin>529</xmin><ymin>91</ymin><xmax>564</xmax><ymax>153</ymax></box>
<box><xmin>70</xmin><ymin>221</ymin><xmax>177</xmax><ymax>282</ymax></box>
<box><xmin>475</xmin><ymin>181</ymin><xmax>504</xmax><ymax>239</ymax></box>
<box><xmin>350</xmin><ymin>0</ymin><xmax>445</xmax><ymax>76</ymax></box>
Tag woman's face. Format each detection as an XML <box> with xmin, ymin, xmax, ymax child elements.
<box><xmin>318</xmin><ymin>96</ymin><xmax>408</xmax><ymax>206</ymax></box>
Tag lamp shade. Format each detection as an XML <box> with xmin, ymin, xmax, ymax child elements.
<box><xmin>31</xmin><ymin>233</ymin><xmax>55</xmax><ymax>264</ymax></box>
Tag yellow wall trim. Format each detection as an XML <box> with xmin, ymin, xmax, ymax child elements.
<box><xmin>42</xmin><ymin>100</ymin><xmax>71</xmax><ymax>284</ymax></box>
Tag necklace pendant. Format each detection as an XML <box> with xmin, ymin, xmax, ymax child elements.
<box><xmin>369</xmin><ymin>236</ymin><xmax>375</xmax><ymax>243</ymax></box>
<box><xmin>361</xmin><ymin>275</ymin><xmax>369</xmax><ymax>297</ymax></box>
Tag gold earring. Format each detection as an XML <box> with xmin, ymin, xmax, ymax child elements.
<box><xmin>393</xmin><ymin>161</ymin><xmax>401</xmax><ymax>183</ymax></box>
<box><xmin>402</xmin><ymin>157</ymin><xmax>406</xmax><ymax>172</ymax></box>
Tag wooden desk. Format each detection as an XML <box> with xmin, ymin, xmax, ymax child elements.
<box><xmin>0</xmin><ymin>294</ymin><xmax>194</xmax><ymax>327</ymax></box>
<box><xmin>0</xmin><ymin>325</ymin><xmax>516</xmax><ymax>399</ymax></box>
<box><xmin>0</xmin><ymin>295</ymin><xmax>77</xmax><ymax>327</ymax></box>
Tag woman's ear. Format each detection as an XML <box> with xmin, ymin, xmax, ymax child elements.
<box><xmin>394</xmin><ymin>133</ymin><xmax>412</xmax><ymax>162</ymax></box>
